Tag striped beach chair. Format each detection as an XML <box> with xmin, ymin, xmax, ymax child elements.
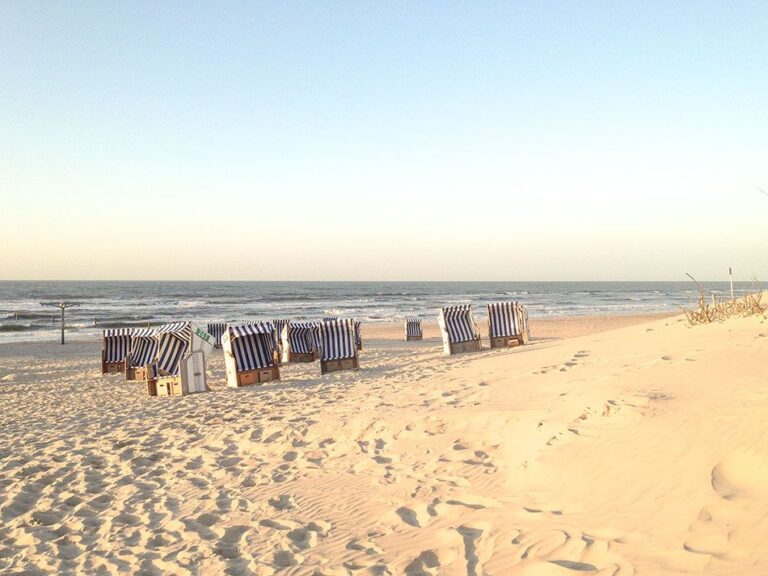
<box><xmin>155</xmin><ymin>322</ymin><xmax>193</xmax><ymax>376</ymax></box>
<box><xmin>146</xmin><ymin>321</ymin><xmax>192</xmax><ymax>395</ymax></box>
<box><xmin>281</xmin><ymin>321</ymin><xmax>320</xmax><ymax>363</ymax></box>
<box><xmin>271</xmin><ymin>319</ymin><xmax>289</xmax><ymax>362</ymax></box>
<box><xmin>404</xmin><ymin>318</ymin><xmax>423</xmax><ymax>341</ymax></box>
<box><xmin>222</xmin><ymin>322</ymin><xmax>280</xmax><ymax>387</ymax></box>
<box><xmin>487</xmin><ymin>301</ymin><xmax>529</xmax><ymax>348</ymax></box>
<box><xmin>101</xmin><ymin>329</ymin><xmax>132</xmax><ymax>374</ymax></box>
<box><xmin>438</xmin><ymin>305</ymin><xmax>482</xmax><ymax>355</ymax></box>
<box><xmin>148</xmin><ymin>322</ymin><xmax>215</xmax><ymax>396</ymax></box>
<box><xmin>319</xmin><ymin>318</ymin><xmax>359</xmax><ymax>374</ymax></box>
<box><xmin>207</xmin><ymin>322</ymin><xmax>227</xmax><ymax>349</ymax></box>
<box><xmin>125</xmin><ymin>327</ymin><xmax>158</xmax><ymax>381</ymax></box>
<box><xmin>354</xmin><ymin>320</ymin><xmax>362</xmax><ymax>351</ymax></box>
<box><xmin>519</xmin><ymin>305</ymin><xmax>531</xmax><ymax>343</ymax></box>
<box><xmin>272</xmin><ymin>319</ymin><xmax>289</xmax><ymax>337</ymax></box>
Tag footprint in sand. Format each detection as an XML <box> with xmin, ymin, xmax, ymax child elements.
<box><xmin>404</xmin><ymin>528</ymin><xmax>465</xmax><ymax>575</ymax></box>
<box><xmin>457</xmin><ymin>522</ymin><xmax>494</xmax><ymax>576</ymax></box>
<box><xmin>508</xmin><ymin>525</ymin><xmax>631</xmax><ymax>574</ymax></box>
<box><xmin>269</xmin><ymin>494</ymin><xmax>296</xmax><ymax>511</ymax></box>
<box><xmin>685</xmin><ymin>452</ymin><xmax>768</xmax><ymax>563</ymax></box>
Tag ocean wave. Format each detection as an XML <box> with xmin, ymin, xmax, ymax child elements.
<box><xmin>0</xmin><ymin>324</ymin><xmax>36</xmax><ymax>332</ymax></box>
<box><xmin>3</xmin><ymin>312</ymin><xmax>60</xmax><ymax>321</ymax></box>
<box><xmin>1</xmin><ymin>280</ymin><xmax>753</xmax><ymax>343</ymax></box>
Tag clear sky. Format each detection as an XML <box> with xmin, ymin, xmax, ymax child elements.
<box><xmin>1</xmin><ymin>1</ymin><xmax>766</xmax><ymax>281</ymax></box>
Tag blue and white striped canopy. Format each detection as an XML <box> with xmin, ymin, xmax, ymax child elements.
<box><xmin>207</xmin><ymin>322</ymin><xmax>227</xmax><ymax>346</ymax></box>
<box><xmin>128</xmin><ymin>337</ymin><xmax>158</xmax><ymax>368</ymax></box>
<box><xmin>103</xmin><ymin>328</ymin><xmax>132</xmax><ymax>337</ymax></box>
<box><xmin>285</xmin><ymin>321</ymin><xmax>318</xmax><ymax>354</ymax></box>
<box><xmin>319</xmin><ymin>319</ymin><xmax>356</xmax><ymax>361</ymax></box>
<box><xmin>272</xmin><ymin>319</ymin><xmax>289</xmax><ymax>347</ymax></box>
<box><xmin>132</xmin><ymin>327</ymin><xmax>156</xmax><ymax>338</ymax></box>
<box><xmin>102</xmin><ymin>329</ymin><xmax>132</xmax><ymax>363</ymax></box>
<box><xmin>232</xmin><ymin>321</ymin><xmax>274</xmax><ymax>337</ymax></box>
<box><xmin>272</xmin><ymin>319</ymin><xmax>289</xmax><ymax>334</ymax></box>
<box><xmin>322</xmin><ymin>316</ymin><xmax>338</xmax><ymax>322</ymax></box>
<box><xmin>156</xmin><ymin>338</ymin><xmax>188</xmax><ymax>375</ymax></box>
<box><xmin>405</xmin><ymin>318</ymin><xmax>422</xmax><ymax>337</ymax></box>
<box><xmin>440</xmin><ymin>305</ymin><xmax>478</xmax><ymax>343</ymax></box>
<box><xmin>154</xmin><ymin>322</ymin><xmax>192</xmax><ymax>375</ymax></box>
<box><xmin>228</xmin><ymin>322</ymin><xmax>276</xmax><ymax>371</ymax></box>
<box><xmin>487</xmin><ymin>302</ymin><xmax>521</xmax><ymax>338</ymax></box>
<box><xmin>155</xmin><ymin>321</ymin><xmax>192</xmax><ymax>337</ymax></box>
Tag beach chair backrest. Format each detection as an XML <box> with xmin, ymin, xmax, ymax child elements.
<box><xmin>207</xmin><ymin>323</ymin><xmax>227</xmax><ymax>347</ymax></box>
<box><xmin>128</xmin><ymin>328</ymin><xmax>158</xmax><ymax>367</ymax></box>
<box><xmin>228</xmin><ymin>322</ymin><xmax>276</xmax><ymax>371</ymax></box>
<box><xmin>322</xmin><ymin>316</ymin><xmax>338</xmax><ymax>322</ymax></box>
<box><xmin>285</xmin><ymin>321</ymin><xmax>317</xmax><ymax>354</ymax></box>
<box><xmin>319</xmin><ymin>319</ymin><xmax>357</xmax><ymax>361</ymax></box>
<box><xmin>487</xmin><ymin>301</ymin><xmax>521</xmax><ymax>338</ymax></box>
<box><xmin>439</xmin><ymin>305</ymin><xmax>478</xmax><ymax>343</ymax></box>
<box><xmin>519</xmin><ymin>305</ymin><xmax>530</xmax><ymax>335</ymax></box>
<box><xmin>155</xmin><ymin>322</ymin><xmax>193</xmax><ymax>375</ymax></box>
<box><xmin>102</xmin><ymin>329</ymin><xmax>132</xmax><ymax>363</ymax></box>
<box><xmin>272</xmin><ymin>319</ymin><xmax>288</xmax><ymax>336</ymax></box>
<box><xmin>405</xmin><ymin>318</ymin><xmax>422</xmax><ymax>337</ymax></box>
<box><xmin>272</xmin><ymin>319</ymin><xmax>289</xmax><ymax>348</ymax></box>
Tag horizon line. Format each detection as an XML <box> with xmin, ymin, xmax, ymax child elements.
<box><xmin>0</xmin><ymin>278</ymin><xmax>750</xmax><ymax>283</ymax></box>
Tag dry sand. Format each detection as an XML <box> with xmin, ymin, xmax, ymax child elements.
<box><xmin>2</xmin><ymin>312</ymin><xmax>768</xmax><ymax>575</ymax></box>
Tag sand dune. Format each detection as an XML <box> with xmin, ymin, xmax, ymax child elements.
<box><xmin>1</xmin><ymin>313</ymin><xmax>768</xmax><ymax>574</ymax></box>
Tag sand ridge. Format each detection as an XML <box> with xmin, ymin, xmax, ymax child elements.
<box><xmin>1</xmin><ymin>313</ymin><xmax>768</xmax><ymax>574</ymax></box>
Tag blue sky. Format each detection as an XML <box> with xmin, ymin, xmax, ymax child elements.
<box><xmin>1</xmin><ymin>1</ymin><xmax>767</xmax><ymax>280</ymax></box>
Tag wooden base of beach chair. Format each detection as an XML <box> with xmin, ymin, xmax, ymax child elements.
<box><xmin>521</xmin><ymin>330</ymin><xmax>531</xmax><ymax>344</ymax></box>
<box><xmin>154</xmin><ymin>376</ymin><xmax>186</xmax><ymax>397</ymax></box>
<box><xmin>489</xmin><ymin>335</ymin><xmax>524</xmax><ymax>349</ymax></box>
<box><xmin>126</xmin><ymin>365</ymin><xmax>150</xmax><ymax>382</ymax></box>
<box><xmin>151</xmin><ymin>375</ymin><xmax>210</xmax><ymax>397</ymax></box>
<box><xmin>321</xmin><ymin>357</ymin><xmax>359</xmax><ymax>375</ymax></box>
<box><xmin>235</xmin><ymin>366</ymin><xmax>280</xmax><ymax>387</ymax></box>
<box><xmin>449</xmin><ymin>339</ymin><xmax>482</xmax><ymax>355</ymax></box>
<box><xmin>288</xmin><ymin>351</ymin><xmax>318</xmax><ymax>363</ymax></box>
<box><xmin>101</xmin><ymin>360</ymin><xmax>125</xmax><ymax>374</ymax></box>
<box><xmin>405</xmin><ymin>334</ymin><xmax>423</xmax><ymax>342</ymax></box>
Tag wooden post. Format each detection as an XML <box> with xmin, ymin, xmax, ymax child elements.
<box><xmin>40</xmin><ymin>302</ymin><xmax>78</xmax><ymax>345</ymax></box>
<box><xmin>729</xmin><ymin>268</ymin><xmax>734</xmax><ymax>300</ymax></box>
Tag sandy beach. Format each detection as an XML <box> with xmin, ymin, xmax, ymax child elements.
<box><xmin>2</xmin><ymin>312</ymin><xmax>768</xmax><ymax>575</ymax></box>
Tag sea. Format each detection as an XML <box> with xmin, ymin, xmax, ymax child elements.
<box><xmin>0</xmin><ymin>280</ymin><xmax>754</xmax><ymax>343</ymax></box>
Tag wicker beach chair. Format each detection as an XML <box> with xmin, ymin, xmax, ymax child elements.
<box><xmin>319</xmin><ymin>318</ymin><xmax>359</xmax><ymax>374</ymax></box>
<box><xmin>271</xmin><ymin>319</ymin><xmax>289</xmax><ymax>362</ymax></box>
<box><xmin>404</xmin><ymin>317</ymin><xmax>423</xmax><ymax>341</ymax></box>
<box><xmin>151</xmin><ymin>322</ymin><xmax>214</xmax><ymax>396</ymax></box>
<box><xmin>222</xmin><ymin>322</ymin><xmax>280</xmax><ymax>387</ymax></box>
<box><xmin>101</xmin><ymin>329</ymin><xmax>132</xmax><ymax>374</ymax></box>
<box><xmin>281</xmin><ymin>321</ymin><xmax>319</xmax><ymax>363</ymax></box>
<box><xmin>124</xmin><ymin>327</ymin><xmax>158</xmax><ymax>381</ymax></box>
<box><xmin>438</xmin><ymin>305</ymin><xmax>482</xmax><ymax>355</ymax></box>
<box><xmin>487</xmin><ymin>301</ymin><xmax>530</xmax><ymax>348</ymax></box>
<box><xmin>207</xmin><ymin>322</ymin><xmax>227</xmax><ymax>349</ymax></box>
